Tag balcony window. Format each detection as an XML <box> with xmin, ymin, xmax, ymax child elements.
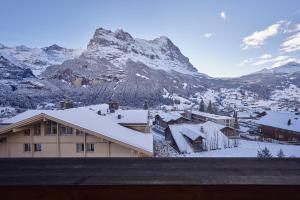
<box><xmin>87</xmin><ymin>143</ymin><xmax>94</xmax><ymax>152</ymax></box>
<box><xmin>34</xmin><ymin>143</ymin><xmax>42</xmax><ymax>152</ymax></box>
<box><xmin>76</xmin><ymin>130</ymin><xmax>84</xmax><ymax>136</ymax></box>
<box><xmin>24</xmin><ymin>143</ymin><xmax>31</xmax><ymax>152</ymax></box>
<box><xmin>45</xmin><ymin>121</ymin><xmax>58</xmax><ymax>135</ymax></box>
<box><xmin>76</xmin><ymin>143</ymin><xmax>84</xmax><ymax>152</ymax></box>
<box><xmin>61</xmin><ymin>126</ymin><xmax>73</xmax><ymax>135</ymax></box>
<box><xmin>34</xmin><ymin>125</ymin><xmax>41</xmax><ymax>136</ymax></box>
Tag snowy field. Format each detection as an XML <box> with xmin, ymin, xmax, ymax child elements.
<box><xmin>179</xmin><ymin>140</ymin><xmax>300</xmax><ymax>158</ymax></box>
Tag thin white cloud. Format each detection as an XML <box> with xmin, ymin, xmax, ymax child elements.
<box><xmin>220</xmin><ymin>12</ymin><xmax>226</xmax><ymax>20</ymax></box>
<box><xmin>203</xmin><ymin>33</ymin><xmax>212</xmax><ymax>38</ymax></box>
<box><xmin>237</xmin><ymin>59</ymin><xmax>251</xmax><ymax>66</ymax></box>
<box><xmin>281</xmin><ymin>32</ymin><xmax>300</xmax><ymax>52</ymax></box>
<box><xmin>253</xmin><ymin>55</ymin><xmax>289</xmax><ymax>66</ymax></box>
<box><xmin>242</xmin><ymin>21</ymin><xmax>283</xmax><ymax>49</ymax></box>
<box><xmin>271</xmin><ymin>58</ymin><xmax>299</xmax><ymax>68</ymax></box>
<box><xmin>238</xmin><ymin>54</ymin><xmax>299</xmax><ymax>68</ymax></box>
<box><xmin>259</xmin><ymin>54</ymin><xmax>272</xmax><ymax>59</ymax></box>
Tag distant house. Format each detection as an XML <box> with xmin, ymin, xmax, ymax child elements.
<box><xmin>152</xmin><ymin>111</ymin><xmax>190</xmax><ymax>135</ymax></box>
<box><xmin>0</xmin><ymin>104</ymin><xmax>153</xmax><ymax>158</ymax></box>
<box><xmin>232</xmin><ymin>111</ymin><xmax>254</xmax><ymax>120</ymax></box>
<box><xmin>183</xmin><ymin>110</ymin><xmax>235</xmax><ymax>128</ymax></box>
<box><xmin>166</xmin><ymin>121</ymin><xmax>236</xmax><ymax>154</ymax></box>
<box><xmin>257</xmin><ymin>111</ymin><xmax>300</xmax><ymax>143</ymax></box>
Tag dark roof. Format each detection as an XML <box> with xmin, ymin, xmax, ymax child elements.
<box><xmin>0</xmin><ymin>158</ymin><xmax>300</xmax><ymax>186</ymax></box>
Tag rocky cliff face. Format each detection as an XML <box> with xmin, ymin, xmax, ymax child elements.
<box><xmin>0</xmin><ymin>56</ymin><xmax>34</xmax><ymax>80</ymax></box>
<box><xmin>84</xmin><ymin>28</ymin><xmax>198</xmax><ymax>74</ymax></box>
<box><xmin>39</xmin><ymin>28</ymin><xmax>209</xmax><ymax>107</ymax></box>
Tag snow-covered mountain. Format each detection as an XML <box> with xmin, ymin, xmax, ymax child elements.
<box><xmin>0</xmin><ymin>27</ymin><xmax>299</xmax><ymax>112</ymax></box>
<box><xmin>84</xmin><ymin>28</ymin><xmax>198</xmax><ymax>75</ymax></box>
<box><xmin>252</xmin><ymin>62</ymin><xmax>300</xmax><ymax>75</ymax></box>
<box><xmin>0</xmin><ymin>43</ymin><xmax>83</xmax><ymax>76</ymax></box>
<box><xmin>40</xmin><ymin>28</ymin><xmax>211</xmax><ymax>107</ymax></box>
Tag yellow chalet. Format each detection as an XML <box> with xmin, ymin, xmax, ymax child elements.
<box><xmin>0</xmin><ymin>104</ymin><xmax>153</xmax><ymax>158</ymax></box>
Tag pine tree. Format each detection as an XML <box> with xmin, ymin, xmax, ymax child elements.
<box><xmin>212</xmin><ymin>103</ymin><xmax>218</xmax><ymax>114</ymax></box>
<box><xmin>277</xmin><ymin>149</ymin><xmax>285</xmax><ymax>158</ymax></box>
<box><xmin>143</xmin><ymin>100</ymin><xmax>148</xmax><ymax>110</ymax></box>
<box><xmin>234</xmin><ymin>111</ymin><xmax>239</xmax><ymax>129</ymax></box>
<box><xmin>207</xmin><ymin>100</ymin><xmax>213</xmax><ymax>113</ymax></box>
<box><xmin>199</xmin><ymin>99</ymin><xmax>205</xmax><ymax>112</ymax></box>
<box><xmin>257</xmin><ymin>147</ymin><xmax>272</xmax><ymax>158</ymax></box>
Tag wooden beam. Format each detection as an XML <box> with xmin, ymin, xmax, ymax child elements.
<box><xmin>84</xmin><ymin>133</ymin><xmax>87</xmax><ymax>157</ymax></box>
<box><xmin>30</xmin><ymin>127</ymin><xmax>34</xmax><ymax>158</ymax></box>
<box><xmin>56</xmin><ymin>123</ymin><xmax>60</xmax><ymax>157</ymax></box>
<box><xmin>12</xmin><ymin>126</ymin><xmax>33</xmax><ymax>133</ymax></box>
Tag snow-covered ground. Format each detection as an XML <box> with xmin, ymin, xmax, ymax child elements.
<box><xmin>179</xmin><ymin>140</ymin><xmax>300</xmax><ymax>157</ymax></box>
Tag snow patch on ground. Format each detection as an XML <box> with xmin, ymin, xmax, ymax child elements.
<box><xmin>179</xmin><ymin>140</ymin><xmax>300</xmax><ymax>157</ymax></box>
<box><xmin>135</xmin><ymin>73</ymin><xmax>149</xmax><ymax>80</ymax></box>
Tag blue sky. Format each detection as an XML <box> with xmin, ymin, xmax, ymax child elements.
<box><xmin>0</xmin><ymin>0</ymin><xmax>300</xmax><ymax>77</ymax></box>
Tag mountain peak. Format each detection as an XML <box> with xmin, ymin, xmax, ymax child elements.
<box><xmin>43</xmin><ymin>44</ymin><xmax>64</xmax><ymax>52</ymax></box>
<box><xmin>251</xmin><ymin>61</ymin><xmax>300</xmax><ymax>75</ymax></box>
<box><xmin>114</xmin><ymin>29</ymin><xmax>134</xmax><ymax>42</ymax></box>
<box><xmin>85</xmin><ymin>27</ymin><xmax>198</xmax><ymax>74</ymax></box>
<box><xmin>87</xmin><ymin>27</ymin><xmax>134</xmax><ymax>49</ymax></box>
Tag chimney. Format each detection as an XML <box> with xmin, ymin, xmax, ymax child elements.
<box><xmin>109</xmin><ymin>100</ymin><xmax>119</xmax><ymax>113</ymax></box>
<box><xmin>60</xmin><ymin>101</ymin><xmax>66</xmax><ymax>110</ymax></box>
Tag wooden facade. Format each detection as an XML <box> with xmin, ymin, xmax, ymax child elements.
<box><xmin>259</xmin><ymin>125</ymin><xmax>300</xmax><ymax>143</ymax></box>
<box><xmin>182</xmin><ymin>135</ymin><xmax>203</xmax><ymax>152</ymax></box>
<box><xmin>0</xmin><ymin>115</ymin><xmax>151</xmax><ymax>158</ymax></box>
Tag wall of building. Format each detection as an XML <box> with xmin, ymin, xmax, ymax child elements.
<box><xmin>260</xmin><ymin>125</ymin><xmax>300</xmax><ymax>142</ymax></box>
<box><xmin>0</xmin><ymin>120</ymin><xmax>146</xmax><ymax>158</ymax></box>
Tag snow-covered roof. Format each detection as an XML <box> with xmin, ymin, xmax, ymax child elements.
<box><xmin>180</xmin><ymin>126</ymin><xmax>205</xmax><ymax>141</ymax></box>
<box><xmin>111</xmin><ymin>110</ymin><xmax>148</xmax><ymax>124</ymax></box>
<box><xmin>169</xmin><ymin>125</ymin><xmax>194</xmax><ymax>153</ymax></box>
<box><xmin>169</xmin><ymin>121</ymin><xmax>230</xmax><ymax>153</ymax></box>
<box><xmin>80</xmin><ymin>104</ymin><xmax>148</xmax><ymax>124</ymax></box>
<box><xmin>190</xmin><ymin>110</ymin><xmax>234</xmax><ymax>120</ymax></box>
<box><xmin>257</xmin><ymin>111</ymin><xmax>300</xmax><ymax>133</ymax></box>
<box><xmin>1</xmin><ymin>105</ymin><xmax>153</xmax><ymax>154</ymax></box>
<box><xmin>156</xmin><ymin>111</ymin><xmax>184</xmax><ymax>122</ymax></box>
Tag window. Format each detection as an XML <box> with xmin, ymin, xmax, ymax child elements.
<box><xmin>45</xmin><ymin>121</ymin><xmax>58</xmax><ymax>135</ymax></box>
<box><xmin>52</xmin><ymin>122</ymin><xmax>57</xmax><ymax>134</ymax></box>
<box><xmin>76</xmin><ymin>143</ymin><xmax>84</xmax><ymax>152</ymax></box>
<box><xmin>34</xmin><ymin>143</ymin><xmax>42</xmax><ymax>152</ymax></box>
<box><xmin>0</xmin><ymin>137</ymin><xmax>7</xmax><ymax>143</ymax></box>
<box><xmin>76</xmin><ymin>130</ymin><xmax>84</xmax><ymax>136</ymax></box>
<box><xmin>24</xmin><ymin>143</ymin><xmax>31</xmax><ymax>152</ymax></box>
<box><xmin>87</xmin><ymin>143</ymin><xmax>94</xmax><ymax>152</ymax></box>
<box><xmin>34</xmin><ymin>125</ymin><xmax>41</xmax><ymax>136</ymax></box>
<box><xmin>61</xmin><ymin>126</ymin><xmax>73</xmax><ymax>135</ymax></box>
<box><xmin>24</xmin><ymin>129</ymin><xmax>30</xmax><ymax>136</ymax></box>
<box><xmin>45</xmin><ymin>121</ymin><xmax>51</xmax><ymax>135</ymax></box>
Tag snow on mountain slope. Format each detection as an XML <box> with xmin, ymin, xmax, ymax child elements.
<box><xmin>83</xmin><ymin>28</ymin><xmax>199</xmax><ymax>75</ymax></box>
<box><xmin>271</xmin><ymin>84</ymin><xmax>300</xmax><ymax>102</ymax></box>
<box><xmin>253</xmin><ymin>62</ymin><xmax>300</xmax><ymax>75</ymax></box>
<box><xmin>0</xmin><ymin>44</ymin><xmax>83</xmax><ymax>76</ymax></box>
